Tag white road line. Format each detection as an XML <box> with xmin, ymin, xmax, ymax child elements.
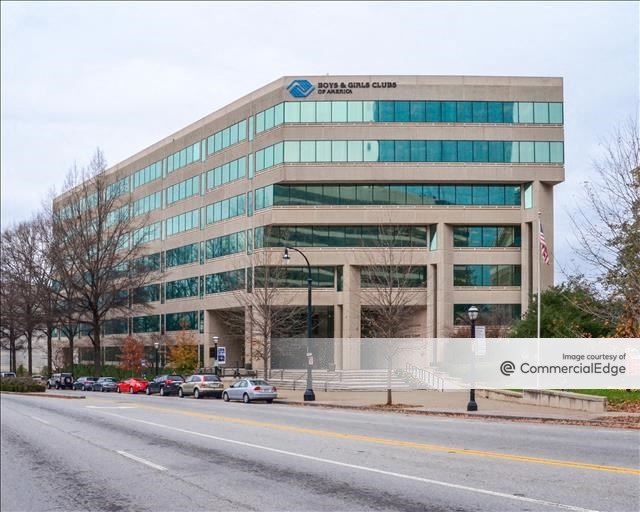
<box><xmin>116</xmin><ymin>450</ymin><xmax>167</xmax><ymax>471</ymax></box>
<box><xmin>99</xmin><ymin>411</ymin><xmax>597</xmax><ymax>512</ymax></box>
<box><xmin>29</xmin><ymin>416</ymin><xmax>50</xmax><ymax>425</ymax></box>
<box><xmin>86</xmin><ymin>406</ymin><xmax>137</xmax><ymax>409</ymax></box>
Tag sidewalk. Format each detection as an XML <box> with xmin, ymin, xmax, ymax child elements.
<box><xmin>274</xmin><ymin>389</ymin><xmax>640</xmax><ymax>426</ymax></box>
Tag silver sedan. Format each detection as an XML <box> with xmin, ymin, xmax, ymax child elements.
<box><xmin>222</xmin><ymin>379</ymin><xmax>277</xmax><ymax>403</ymax></box>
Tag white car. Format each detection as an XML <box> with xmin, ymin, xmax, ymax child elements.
<box><xmin>222</xmin><ymin>379</ymin><xmax>277</xmax><ymax>403</ymax></box>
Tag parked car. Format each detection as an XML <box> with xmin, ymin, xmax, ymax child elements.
<box><xmin>0</xmin><ymin>372</ymin><xmax>17</xmax><ymax>379</ymax></box>
<box><xmin>222</xmin><ymin>379</ymin><xmax>277</xmax><ymax>403</ymax></box>
<box><xmin>47</xmin><ymin>373</ymin><xmax>74</xmax><ymax>390</ymax></box>
<box><xmin>31</xmin><ymin>375</ymin><xmax>45</xmax><ymax>384</ymax></box>
<box><xmin>116</xmin><ymin>378</ymin><xmax>148</xmax><ymax>394</ymax></box>
<box><xmin>146</xmin><ymin>374</ymin><xmax>185</xmax><ymax>396</ymax></box>
<box><xmin>73</xmin><ymin>376</ymin><xmax>98</xmax><ymax>391</ymax></box>
<box><xmin>178</xmin><ymin>374</ymin><xmax>223</xmax><ymax>399</ymax></box>
<box><xmin>93</xmin><ymin>377</ymin><xmax>118</xmax><ymax>392</ymax></box>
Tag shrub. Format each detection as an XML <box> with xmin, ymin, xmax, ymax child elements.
<box><xmin>0</xmin><ymin>377</ymin><xmax>46</xmax><ymax>393</ymax></box>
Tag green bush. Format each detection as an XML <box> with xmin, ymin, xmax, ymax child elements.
<box><xmin>0</xmin><ymin>377</ymin><xmax>46</xmax><ymax>393</ymax></box>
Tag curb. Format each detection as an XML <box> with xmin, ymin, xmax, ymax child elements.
<box><xmin>0</xmin><ymin>391</ymin><xmax>86</xmax><ymax>400</ymax></box>
<box><xmin>273</xmin><ymin>400</ymin><xmax>639</xmax><ymax>429</ymax></box>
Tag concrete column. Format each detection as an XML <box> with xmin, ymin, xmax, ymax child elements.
<box><xmin>341</xmin><ymin>264</ymin><xmax>361</xmax><ymax>369</ymax></box>
<box><xmin>435</xmin><ymin>222</ymin><xmax>451</xmax><ymax>337</ymax></box>
<box><xmin>521</xmin><ymin>221</ymin><xmax>533</xmax><ymax>314</ymax></box>
<box><xmin>333</xmin><ymin>304</ymin><xmax>343</xmax><ymax>370</ymax></box>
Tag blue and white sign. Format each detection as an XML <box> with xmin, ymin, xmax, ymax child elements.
<box><xmin>216</xmin><ymin>346</ymin><xmax>226</xmax><ymax>365</ymax></box>
<box><xmin>287</xmin><ymin>79</ymin><xmax>315</xmax><ymax>98</ymax></box>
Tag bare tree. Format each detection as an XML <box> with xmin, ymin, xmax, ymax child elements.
<box><xmin>0</xmin><ymin>263</ymin><xmax>26</xmax><ymax>372</ymax></box>
<box><xmin>49</xmin><ymin>149</ymin><xmax>157</xmax><ymax>374</ymax></box>
<box><xmin>359</xmin><ymin>225</ymin><xmax>428</xmax><ymax>405</ymax></box>
<box><xmin>569</xmin><ymin>119</ymin><xmax>640</xmax><ymax>335</ymax></box>
<box><xmin>221</xmin><ymin>247</ymin><xmax>306</xmax><ymax>378</ymax></box>
<box><xmin>1</xmin><ymin>220</ymin><xmax>43</xmax><ymax>374</ymax></box>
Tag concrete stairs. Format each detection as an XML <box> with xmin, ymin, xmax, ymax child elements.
<box><xmin>258</xmin><ymin>369</ymin><xmax>417</xmax><ymax>391</ymax></box>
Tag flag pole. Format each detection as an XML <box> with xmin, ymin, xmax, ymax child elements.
<box><xmin>537</xmin><ymin>210</ymin><xmax>542</xmax><ymax>339</ymax></box>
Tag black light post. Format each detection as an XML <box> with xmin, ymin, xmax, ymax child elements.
<box><xmin>283</xmin><ymin>246</ymin><xmax>315</xmax><ymax>402</ymax></box>
<box><xmin>467</xmin><ymin>305</ymin><xmax>479</xmax><ymax>412</ymax></box>
<box><xmin>212</xmin><ymin>336</ymin><xmax>219</xmax><ymax>376</ymax></box>
<box><xmin>153</xmin><ymin>341</ymin><xmax>160</xmax><ymax>378</ymax></box>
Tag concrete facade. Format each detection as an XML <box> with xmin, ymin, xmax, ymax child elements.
<box><xmin>53</xmin><ymin>75</ymin><xmax>564</xmax><ymax>371</ymax></box>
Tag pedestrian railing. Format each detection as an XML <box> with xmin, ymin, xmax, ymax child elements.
<box><xmin>405</xmin><ymin>363</ymin><xmax>444</xmax><ymax>391</ymax></box>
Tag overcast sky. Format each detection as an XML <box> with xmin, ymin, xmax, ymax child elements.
<box><xmin>1</xmin><ymin>1</ymin><xmax>638</xmax><ymax>282</ymax></box>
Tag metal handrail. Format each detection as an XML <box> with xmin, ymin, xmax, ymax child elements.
<box><xmin>405</xmin><ymin>363</ymin><xmax>444</xmax><ymax>391</ymax></box>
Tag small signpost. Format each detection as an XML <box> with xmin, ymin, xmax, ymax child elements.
<box><xmin>474</xmin><ymin>326</ymin><xmax>487</xmax><ymax>356</ymax></box>
<box><xmin>217</xmin><ymin>346</ymin><xmax>226</xmax><ymax>365</ymax></box>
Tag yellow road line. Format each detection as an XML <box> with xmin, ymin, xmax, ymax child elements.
<box><xmin>131</xmin><ymin>403</ymin><xmax>640</xmax><ymax>476</ymax></box>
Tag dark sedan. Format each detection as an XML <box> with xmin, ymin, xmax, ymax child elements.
<box><xmin>73</xmin><ymin>376</ymin><xmax>98</xmax><ymax>391</ymax></box>
<box><xmin>145</xmin><ymin>374</ymin><xmax>185</xmax><ymax>396</ymax></box>
<box><xmin>93</xmin><ymin>377</ymin><xmax>118</xmax><ymax>392</ymax></box>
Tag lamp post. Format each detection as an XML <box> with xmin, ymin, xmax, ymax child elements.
<box><xmin>212</xmin><ymin>335</ymin><xmax>219</xmax><ymax>376</ymax></box>
<box><xmin>153</xmin><ymin>341</ymin><xmax>160</xmax><ymax>378</ymax></box>
<box><xmin>467</xmin><ymin>305</ymin><xmax>479</xmax><ymax>412</ymax></box>
<box><xmin>283</xmin><ymin>246</ymin><xmax>315</xmax><ymax>402</ymax></box>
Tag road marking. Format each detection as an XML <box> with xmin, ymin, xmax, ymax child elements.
<box><xmin>130</xmin><ymin>403</ymin><xmax>640</xmax><ymax>476</ymax></box>
<box><xmin>86</xmin><ymin>406</ymin><xmax>137</xmax><ymax>409</ymax></box>
<box><xmin>29</xmin><ymin>416</ymin><xmax>50</xmax><ymax>425</ymax></box>
<box><xmin>116</xmin><ymin>450</ymin><xmax>167</xmax><ymax>471</ymax></box>
<box><xmin>101</xmin><ymin>412</ymin><xmax>595</xmax><ymax>512</ymax></box>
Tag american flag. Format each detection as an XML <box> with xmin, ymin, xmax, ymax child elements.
<box><xmin>539</xmin><ymin>222</ymin><xmax>550</xmax><ymax>265</ymax></box>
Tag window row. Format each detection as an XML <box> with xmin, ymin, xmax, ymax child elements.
<box><xmin>453</xmin><ymin>304</ymin><xmax>522</xmax><ymax>325</ymax></box>
<box><xmin>453</xmin><ymin>226</ymin><xmax>521</xmax><ymax>247</ymax></box>
<box><xmin>255</xmin><ymin>183</ymin><xmax>522</xmax><ymax>210</ymax></box>
<box><xmin>255</xmin><ymin>225</ymin><xmax>429</xmax><ymax>249</ymax></box>
<box><xmin>166</xmin><ymin>242</ymin><xmax>199</xmax><ymax>268</ymax></box>
<box><xmin>205</xmin><ymin>230</ymin><xmax>246</xmax><ymax>260</ymax></box>
<box><xmin>133</xmin><ymin>191</ymin><xmax>161</xmax><ymax>217</ymax></box>
<box><xmin>166</xmin><ymin>277</ymin><xmax>199</xmax><ymax>300</ymax></box>
<box><xmin>205</xmin><ymin>269</ymin><xmax>246</xmax><ymax>295</ymax></box>
<box><xmin>166</xmin><ymin>175</ymin><xmax>200</xmax><ymax>206</ymax></box>
<box><xmin>131</xmin><ymin>253</ymin><xmax>161</xmax><ymax>273</ymax></box>
<box><xmin>132</xmin><ymin>315</ymin><xmax>161</xmax><ymax>333</ymax></box>
<box><xmin>206</xmin><ymin>119</ymin><xmax>247</xmax><ymax>156</ymax></box>
<box><xmin>165</xmin><ymin>209</ymin><xmax>199</xmax><ymax>237</ymax></box>
<box><xmin>166</xmin><ymin>141</ymin><xmax>201</xmax><ymax>175</ymax></box>
<box><xmin>256</xmin><ymin>140</ymin><xmax>563</xmax><ymax>172</ymax></box>
<box><xmin>132</xmin><ymin>284</ymin><xmax>161</xmax><ymax>303</ymax></box>
<box><xmin>132</xmin><ymin>161</ymin><xmax>162</xmax><ymax>189</ymax></box>
<box><xmin>453</xmin><ymin>265</ymin><xmax>521</xmax><ymax>287</ymax></box>
<box><xmin>106</xmin><ymin>177</ymin><xmax>129</xmax><ymax>199</ymax></box>
<box><xmin>360</xmin><ymin>266</ymin><xmax>427</xmax><ymax>288</ymax></box>
<box><xmin>166</xmin><ymin>311</ymin><xmax>199</xmax><ymax>331</ymax></box>
<box><xmin>107</xmin><ymin>205</ymin><xmax>129</xmax><ymax>226</ymax></box>
<box><xmin>206</xmin><ymin>156</ymin><xmax>247</xmax><ymax>190</ymax></box>
<box><xmin>205</xmin><ymin>193</ymin><xmax>246</xmax><ymax>225</ymax></box>
<box><xmin>255</xmin><ymin>101</ymin><xmax>564</xmax><ymax>129</ymax></box>
<box><xmin>254</xmin><ymin>266</ymin><xmax>335</xmax><ymax>288</ymax></box>
<box><xmin>133</xmin><ymin>222</ymin><xmax>162</xmax><ymax>244</ymax></box>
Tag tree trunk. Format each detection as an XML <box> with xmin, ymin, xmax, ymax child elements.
<box><xmin>93</xmin><ymin>322</ymin><xmax>101</xmax><ymax>375</ymax></box>
<box><xmin>68</xmin><ymin>336</ymin><xmax>75</xmax><ymax>374</ymax></box>
<box><xmin>26</xmin><ymin>333</ymin><xmax>33</xmax><ymax>375</ymax></box>
<box><xmin>386</xmin><ymin>356</ymin><xmax>393</xmax><ymax>406</ymax></box>
<box><xmin>47</xmin><ymin>331</ymin><xmax>53</xmax><ymax>377</ymax></box>
<box><xmin>10</xmin><ymin>339</ymin><xmax>16</xmax><ymax>372</ymax></box>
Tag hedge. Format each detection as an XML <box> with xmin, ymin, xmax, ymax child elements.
<box><xmin>0</xmin><ymin>377</ymin><xmax>46</xmax><ymax>393</ymax></box>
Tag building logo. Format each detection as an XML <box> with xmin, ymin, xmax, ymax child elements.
<box><xmin>287</xmin><ymin>79</ymin><xmax>315</xmax><ymax>98</ymax></box>
<box><xmin>500</xmin><ymin>361</ymin><xmax>516</xmax><ymax>376</ymax></box>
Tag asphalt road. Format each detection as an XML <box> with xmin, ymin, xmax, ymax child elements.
<box><xmin>1</xmin><ymin>391</ymin><xmax>638</xmax><ymax>512</ymax></box>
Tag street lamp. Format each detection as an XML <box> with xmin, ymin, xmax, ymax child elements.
<box><xmin>467</xmin><ymin>305</ymin><xmax>479</xmax><ymax>412</ymax></box>
<box><xmin>212</xmin><ymin>335</ymin><xmax>219</xmax><ymax>376</ymax></box>
<box><xmin>283</xmin><ymin>246</ymin><xmax>315</xmax><ymax>402</ymax></box>
<box><xmin>153</xmin><ymin>341</ymin><xmax>160</xmax><ymax>378</ymax></box>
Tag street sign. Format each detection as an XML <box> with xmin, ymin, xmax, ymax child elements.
<box><xmin>217</xmin><ymin>346</ymin><xmax>226</xmax><ymax>365</ymax></box>
<box><xmin>474</xmin><ymin>326</ymin><xmax>486</xmax><ymax>356</ymax></box>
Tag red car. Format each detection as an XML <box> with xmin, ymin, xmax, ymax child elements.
<box><xmin>116</xmin><ymin>378</ymin><xmax>148</xmax><ymax>394</ymax></box>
